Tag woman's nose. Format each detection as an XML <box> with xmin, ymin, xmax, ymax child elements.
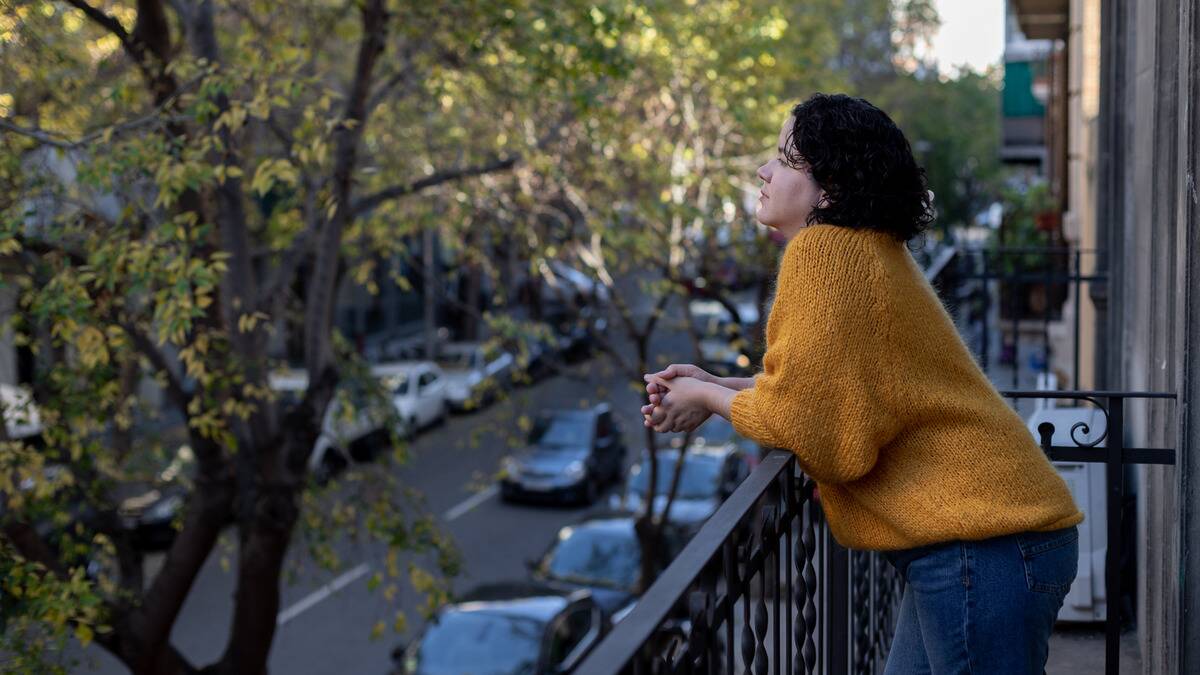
<box><xmin>757</xmin><ymin>163</ymin><xmax>770</xmax><ymax>182</ymax></box>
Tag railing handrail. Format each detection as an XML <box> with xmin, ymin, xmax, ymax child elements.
<box><xmin>956</xmin><ymin>245</ymin><xmax>1104</xmax><ymax>254</ymax></box>
<box><xmin>1000</xmin><ymin>389</ymin><xmax>1176</xmax><ymax>399</ymax></box>
<box><xmin>923</xmin><ymin>246</ymin><xmax>958</xmax><ymax>283</ymax></box>
<box><xmin>574</xmin><ymin>450</ymin><xmax>796</xmax><ymax>675</ymax></box>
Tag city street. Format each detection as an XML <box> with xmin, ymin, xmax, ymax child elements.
<box><xmin>74</xmin><ymin>300</ymin><xmax>696</xmax><ymax>675</ymax></box>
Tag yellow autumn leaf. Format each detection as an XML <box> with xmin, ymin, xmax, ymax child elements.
<box><xmin>76</xmin><ymin>326</ymin><xmax>109</xmax><ymax>368</ymax></box>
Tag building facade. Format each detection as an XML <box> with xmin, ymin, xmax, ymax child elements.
<box><xmin>1010</xmin><ymin>0</ymin><xmax>1199</xmax><ymax>671</ymax></box>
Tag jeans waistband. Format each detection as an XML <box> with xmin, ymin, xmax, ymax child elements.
<box><xmin>883</xmin><ymin>526</ymin><xmax>1079</xmax><ymax>579</ymax></box>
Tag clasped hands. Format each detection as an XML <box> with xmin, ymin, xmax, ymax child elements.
<box><xmin>640</xmin><ymin>363</ymin><xmax>726</xmax><ymax>434</ymax></box>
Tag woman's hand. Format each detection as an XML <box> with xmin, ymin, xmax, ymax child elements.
<box><xmin>644</xmin><ymin>363</ymin><xmax>716</xmax><ymax>407</ymax></box>
<box><xmin>640</xmin><ymin>376</ymin><xmax>714</xmax><ymax>433</ymax></box>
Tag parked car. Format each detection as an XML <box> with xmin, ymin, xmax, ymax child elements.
<box><xmin>501</xmin><ymin>322</ymin><xmax>565</xmax><ymax>385</ymax></box>
<box><xmin>688</xmin><ymin>299</ymin><xmax>761</xmax><ymax>377</ymax></box>
<box><xmin>547</xmin><ymin>306</ymin><xmax>608</xmax><ymax>363</ymax></box>
<box><xmin>532</xmin><ymin>259</ymin><xmax>611</xmax><ymax>313</ymax></box>
<box><xmin>372</xmin><ymin>361</ymin><xmax>448</xmax><ymax>437</ymax></box>
<box><xmin>500</xmin><ymin>405</ymin><xmax>625</xmax><ymax>505</ymax></box>
<box><xmin>391</xmin><ymin>583</ymin><xmax>605</xmax><ymax>675</ymax></box>
<box><xmin>688</xmin><ymin>416</ymin><xmax>764</xmax><ymax>467</ymax></box>
<box><xmin>435</xmin><ymin>342</ymin><xmax>515</xmax><ymax>412</ymax></box>
<box><xmin>529</xmin><ymin>515</ymin><xmax>643</xmax><ymax>620</ymax></box>
<box><xmin>2</xmin><ymin>385</ymin><xmax>196</xmax><ymax>553</ymax></box>
<box><xmin>1</xmin><ymin>383</ymin><xmax>42</xmax><ymax>442</ymax></box>
<box><xmin>268</xmin><ymin>370</ymin><xmax>390</xmax><ymax>478</ymax></box>
<box><xmin>110</xmin><ymin>443</ymin><xmax>197</xmax><ymax>551</ymax></box>
<box><xmin>609</xmin><ymin>441</ymin><xmax>752</xmax><ymax>539</ymax></box>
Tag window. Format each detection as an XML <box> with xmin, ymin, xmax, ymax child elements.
<box><xmin>418</xmin><ymin>371</ymin><xmax>437</xmax><ymax>390</ymax></box>
<box><xmin>725</xmin><ymin>455</ymin><xmax>746</xmax><ymax>485</ymax></box>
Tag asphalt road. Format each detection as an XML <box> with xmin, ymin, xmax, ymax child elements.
<box><xmin>74</xmin><ymin>301</ymin><xmax>697</xmax><ymax>674</ymax></box>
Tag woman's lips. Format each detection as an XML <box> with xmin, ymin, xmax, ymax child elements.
<box><xmin>759</xmin><ymin>190</ymin><xmax>768</xmax><ymax>200</ymax></box>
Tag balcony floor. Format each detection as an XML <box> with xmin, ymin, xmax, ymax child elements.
<box><xmin>1047</xmin><ymin>624</ymin><xmax>1141</xmax><ymax>673</ymax></box>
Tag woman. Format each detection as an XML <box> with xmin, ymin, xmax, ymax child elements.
<box><xmin>641</xmin><ymin>93</ymin><xmax>1082</xmax><ymax>674</ymax></box>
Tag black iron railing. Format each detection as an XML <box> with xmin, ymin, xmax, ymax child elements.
<box><xmin>574</xmin><ymin>447</ymin><xmax>897</xmax><ymax>675</ymax></box>
<box><xmin>577</xmin><ymin>392</ymin><xmax>1174</xmax><ymax>675</ymax></box>
<box><xmin>930</xmin><ymin>246</ymin><xmax>1105</xmax><ymax>392</ymax></box>
<box><xmin>1005</xmin><ymin>390</ymin><xmax>1176</xmax><ymax>675</ymax></box>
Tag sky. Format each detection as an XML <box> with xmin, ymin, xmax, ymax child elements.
<box><xmin>926</xmin><ymin>0</ymin><xmax>1005</xmax><ymax>73</ymax></box>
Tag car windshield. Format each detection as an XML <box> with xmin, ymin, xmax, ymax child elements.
<box><xmin>628</xmin><ymin>454</ymin><xmax>722</xmax><ymax>500</ymax></box>
<box><xmin>529</xmin><ymin>415</ymin><xmax>591</xmax><ymax>449</ymax></box>
<box><xmin>381</xmin><ymin>373</ymin><xmax>411</xmax><ymax>396</ymax></box>
<box><xmin>545</xmin><ymin>526</ymin><xmax>640</xmax><ymax>590</ymax></box>
<box><xmin>436</xmin><ymin>351</ymin><xmax>476</xmax><ymax>371</ymax></box>
<box><xmin>416</xmin><ymin>610</ymin><xmax>544</xmax><ymax>675</ymax></box>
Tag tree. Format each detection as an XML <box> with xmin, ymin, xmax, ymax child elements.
<box><xmin>868</xmin><ymin>67</ymin><xmax>1006</xmax><ymax>235</ymax></box>
<box><xmin>484</xmin><ymin>0</ymin><xmax>856</xmax><ymax>590</ymax></box>
<box><xmin>0</xmin><ymin>0</ymin><xmax>1003</xmax><ymax>670</ymax></box>
<box><xmin>0</xmin><ymin>1</ymin><xmax>630</xmax><ymax>672</ymax></box>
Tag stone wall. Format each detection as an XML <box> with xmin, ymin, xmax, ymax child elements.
<box><xmin>1096</xmin><ymin>0</ymin><xmax>1199</xmax><ymax>672</ymax></box>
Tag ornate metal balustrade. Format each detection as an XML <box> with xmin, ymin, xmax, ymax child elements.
<box><xmin>575</xmin><ymin>448</ymin><xmax>901</xmax><ymax>675</ymax></box>
<box><xmin>576</xmin><ymin>392</ymin><xmax>1174</xmax><ymax>675</ymax></box>
<box><xmin>1004</xmin><ymin>390</ymin><xmax>1176</xmax><ymax>675</ymax></box>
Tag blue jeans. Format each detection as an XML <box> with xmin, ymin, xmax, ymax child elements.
<box><xmin>882</xmin><ymin>526</ymin><xmax>1078</xmax><ymax>674</ymax></box>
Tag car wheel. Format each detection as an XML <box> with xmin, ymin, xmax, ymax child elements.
<box><xmin>581</xmin><ymin>476</ymin><xmax>599</xmax><ymax>505</ymax></box>
<box><xmin>317</xmin><ymin>451</ymin><xmax>348</xmax><ymax>483</ymax></box>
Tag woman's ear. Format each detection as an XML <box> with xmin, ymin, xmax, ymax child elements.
<box><xmin>813</xmin><ymin>190</ymin><xmax>829</xmax><ymax>211</ymax></box>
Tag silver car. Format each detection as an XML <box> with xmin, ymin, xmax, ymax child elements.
<box><xmin>435</xmin><ymin>342</ymin><xmax>514</xmax><ymax>412</ymax></box>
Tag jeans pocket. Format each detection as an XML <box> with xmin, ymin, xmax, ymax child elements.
<box><xmin>1017</xmin><ymin>527</ymin><xmax>1079</xmax><ymax>595</ymax></box>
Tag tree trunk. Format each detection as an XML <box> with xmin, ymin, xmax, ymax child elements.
<box><xmin>633</xmin><ymin>340</ymin><xmax>665</xmax><ymax>594</ymax></box>
<box><xmin>215</xmin><ymin>465</ymin><xmax>301</xmax><ymax>674</ymax></box>
<box><xmin>423</xmin><ymin>224</ymin><xmax>438</xmax><ymax>358</ymax></box>
<box><xmin>463</xmin><ymin>263</ymin><xmax>482</xmax><ymax>341</ymax></box>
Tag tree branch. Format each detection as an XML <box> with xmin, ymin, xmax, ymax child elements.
<box><xmin>351</xmin><ymin>155</ymin><xmax>519</xmax><ymax>218</ymax></box>
<box><xmin>0</xmin><ymin>77</ymin><xmax>201</xmax><ymax>150</ymax></box>
<box><xmin>135</xmin><ymin>473</ymin><xmax>232</xmax><ymax>672</ymax></box>
<box><xmin>63</xmin><ymin>0</ymin><xmax>135</xmax><ymax>51</ymax></box>
<box><xmin>117</xmin><ymin>320</ymin><xmax>190</xmax><ymax>411</ymax></box>
<box><xmin>256</xmin><ymin>177</ymin><xmax>321</xmax><ymax>311</ymax></box>
<box><xmin>0</xmin><ymin>118</ymin><xmax>76</xmax><ymax>149</ymax></box>
<box><xmin>64</xmin><ymin>0</ymin><xmax>179</xmax><ymax>102</ymax></box>
<box><xmin>302</xmin><ymin>0</ymin><xmax>389</xmax><ymax>382</ymax></box>
<box><xmin>1</xmin><ymin>522</ymin><xmax>66</xmax><ymax>578</ymax></box>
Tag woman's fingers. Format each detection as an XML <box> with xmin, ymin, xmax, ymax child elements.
<box><xmin>650</xmin><ymin>405</ymin><xmax>669</xmax><ymax>427</ymax></box>
<box><xmin>645</xmin><ymin>363</ymin><xmax>697</xmax><ymax>384</ymax></box>
<box><xmin>646</xmin><ymin>375</ymin><xmax>672</xmax><ymax>390</ymax></box>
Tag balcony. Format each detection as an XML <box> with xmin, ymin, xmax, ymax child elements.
<box><xmin>577</xmin><ymin>246</ymin><xmax>1177</xmax><ymax>675</ymax></box>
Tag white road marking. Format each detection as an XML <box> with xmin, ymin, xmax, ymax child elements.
<box><xmin>443</xmin><ymin>485</ymin><xmax>499</xmax><ymax>522</ymax></box>
<box><xmin>276</xmin><ymin>562</ymin><xmax>371</xmax><ymax>627</ymax></box>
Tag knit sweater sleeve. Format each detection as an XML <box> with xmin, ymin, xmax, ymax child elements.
<box><xmin>729</xmin><ymin>227</ymin><xmax>899</xmax><ymax>484</ymax></box>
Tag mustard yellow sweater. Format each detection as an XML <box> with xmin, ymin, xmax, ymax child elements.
<box><xmin>730</xmin><ymin>224</ymin><xmax>1083</xmax><ymax>551</ymax></box>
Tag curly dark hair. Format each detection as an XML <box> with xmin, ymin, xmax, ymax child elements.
<box><xmin>785</xmin><ymin>93</ymin><xmax>934</xmax><ymax>241</ymax></box>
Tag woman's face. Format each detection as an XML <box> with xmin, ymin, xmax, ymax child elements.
<box><xmin>755</xmin><ymin>116</ymin><xmax>824</xmax><ymax>240</ymax></box>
